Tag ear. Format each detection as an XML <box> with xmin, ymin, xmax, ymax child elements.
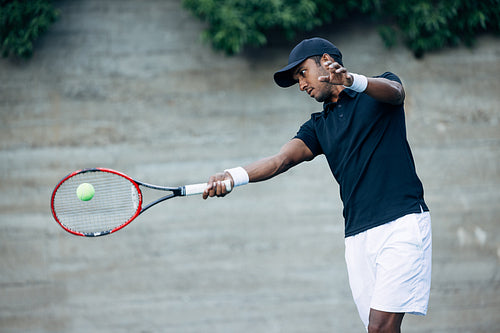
<box><xmin>321</xmin><ymin>53</ymin><xmax>335</xmax><ymax>63</ymax></box>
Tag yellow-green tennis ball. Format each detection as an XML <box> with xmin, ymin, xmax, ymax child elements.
<box><xmin>76</xmin><ymin>183</ymin><xmax>95</xmax><ymax>201</ymax></box>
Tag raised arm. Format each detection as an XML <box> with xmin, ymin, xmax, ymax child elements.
<box><xmin>318</xmin><ymin>53</ymin><xmax>405</xmax><ymax>105</ymax></box>
<box><xmin>203</xmin><ymin>138</ymin><xmax>314</xmax><ymax>199</ymax></box>
<box><xmin>364</xmin><ymin>77</ymin><xmax>405</xmax><ymax>105</ymax></box>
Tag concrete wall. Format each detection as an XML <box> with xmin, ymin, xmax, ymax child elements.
<box><xmin>1</xmin><ymin>1</ymin><xmax>499</xmax><ymax>332</ymax></box>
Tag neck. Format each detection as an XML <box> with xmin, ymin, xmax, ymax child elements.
<box><xmin>327</xmin><ymin>85</ymin><xmax>346</xmax><ymax>103</ymax></box>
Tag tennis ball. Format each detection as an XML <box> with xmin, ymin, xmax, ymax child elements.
<box><xmin>76</xmin><ymin>183</ymin><xmax>95</xmax><ymax>201</ymax></box>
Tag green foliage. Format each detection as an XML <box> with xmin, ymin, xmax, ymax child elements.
<box><xmin>377</xmin><ymin>0</ymin><xmax>500</xmax><ymax>57</ymax></box>
<box><xmin>182</xmin><ymin>0</ymin><xmax>329</xmax><ymax>54</ymax></box>
<box><xmin>0</xmin><ymin>0</ymin><xmax>59</xmax><ymax>58</ymax></box>
<box><xmin>182</xmin><ymin>0</ymin><xmax>500</xmax><ymax>57</ymax></box>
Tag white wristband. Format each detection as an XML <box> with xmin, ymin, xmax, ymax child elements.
<box><xmin>344</xmin><ymin>73</ymin><xmax>368</xmax><ymax>93</ymax></box>
<box><xmin>224</xmin><ymin>167</ymin><xmax>249</xmax><ymax>187</ymax></box>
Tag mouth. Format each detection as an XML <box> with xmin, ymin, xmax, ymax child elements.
<box><xmin>306</xmin><ymin>88</ymin><xmax>313</xmax><ymax>96</ymax></box>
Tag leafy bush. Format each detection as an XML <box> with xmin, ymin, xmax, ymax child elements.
<box><xmin>379</xmin><ymin>0</ymin><xmax>500</xmax><ymax>57</ymax></box>
<box><xmin>0</xmin><ymin>0</ymin><xmax>59</xmax><ymax>58</ymax></box>
<box><xmin>182</xmin><ymin>0</ymin><xmax>500</xmax><ymax>57</ymax></box>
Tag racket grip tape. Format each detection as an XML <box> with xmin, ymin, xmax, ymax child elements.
<box><xmin>184</xmin><ymin>179</ymin><xmax>232</xmax><ymax>196</ymax></box>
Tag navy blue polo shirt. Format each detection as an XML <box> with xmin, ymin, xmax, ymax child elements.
<box><xmin>295</xmin><ymin>72</ymin><xmax>428</xmax><ymax>237</ymax></box>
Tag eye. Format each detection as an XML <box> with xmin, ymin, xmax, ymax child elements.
<box><xmin>293</xmin><ymin>69</ymin><xmax>306</xmax><ymax>81</ymax></box>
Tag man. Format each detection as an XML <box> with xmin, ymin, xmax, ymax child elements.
<box><xmin>203</xmin><ymin>37</ymin><xmax>432</xmax><ymax>332</ymax></box>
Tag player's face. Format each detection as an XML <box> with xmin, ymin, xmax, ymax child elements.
<box><xmin>293</xmin><ymin>58</ymin><xmax>334</xmax><ymax>103</ymax></box>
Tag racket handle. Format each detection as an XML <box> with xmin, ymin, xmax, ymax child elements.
<box><xmin>184</xmin><ymin>179</ymin><xmax>232</xmax><ymax>196</ymax></box>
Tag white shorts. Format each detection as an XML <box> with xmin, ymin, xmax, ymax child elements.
<box><xmin>344</xmin><ymin>210</ymin><xmax>432</xmax><ymax>328</ymax></box>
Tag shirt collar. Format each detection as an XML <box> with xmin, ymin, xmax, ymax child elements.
<box><xmin>322</xmin><ymin>88</ymin><xmax>357</xmax><ymax>116</ymax></box>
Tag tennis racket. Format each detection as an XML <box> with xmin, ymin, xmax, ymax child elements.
<box><xmin>50</xmin><ymin>168</ymin><xmax>231</xmax><ymax>237</ymax></box>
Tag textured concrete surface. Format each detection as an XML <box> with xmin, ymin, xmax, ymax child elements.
<box><xmin>0</xmin><ymin>1</ymin><xmax>499</xmax><ymax>332</ymax></box>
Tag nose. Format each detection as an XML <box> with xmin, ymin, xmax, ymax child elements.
<box><xmin>298</xmin><ymin>77</ymin><xmax>307</xmax><ymax>91</ymax></box>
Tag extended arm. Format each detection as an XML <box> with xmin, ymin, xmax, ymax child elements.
<box><xmin>203</xmin><ymin>138</ymin><xmax>314</xmax><ymax>199</ymax></box>
<box><xmin>245</xmin><ymin>138</ymin><xmax>314</xmax><ymax>182</ymax></box>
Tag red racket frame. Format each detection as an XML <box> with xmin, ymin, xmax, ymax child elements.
<box><xmin>50</xmin><ymin>168</ymin><xmax>143</xmax><ymax>237</ymax></box>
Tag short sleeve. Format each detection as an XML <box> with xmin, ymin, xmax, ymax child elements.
<box><xmin>378</xmin><ymin>71</ymin><xmax>402</xmax><ymax>84</ymax></box>
<box><xmin>294</xmin><ymin>116</ymin><xmax>323</xmax><ymax>156</ymax></box>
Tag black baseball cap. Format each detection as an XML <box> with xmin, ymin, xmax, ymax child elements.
<box><xmin>273</xmin><ymin>37</ymin><xmax>343</xmax><ymax>88</ymax></box>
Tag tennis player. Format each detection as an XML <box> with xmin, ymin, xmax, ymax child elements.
<box><xmin>203</xmin><ymin>37</ymin><xmax>432</xmax><ymax>332</ymax></box>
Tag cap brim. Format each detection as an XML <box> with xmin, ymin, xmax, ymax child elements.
<box><xmin>273</xmin><ymin>58</ymin><xmax>304</xmax><ymax>88</ymax></box>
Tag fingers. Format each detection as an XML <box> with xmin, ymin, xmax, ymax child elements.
<box><xmin>318</xmin><ymin>75</ymin><xmax>330</xmax><ymax>82</ymax></box>
<box><xmin>202</xmin><ymin>173</ymin><xmax>232</xmax><ymax>200</ymax></box>
<box><xmin>202</xmin><ymin>175</ymin><xmax>216</xmax><ymax>199</ymax></box>
<box><xmin>323</xmin><ymin>60</ymin><xmax>346</xmax><ymax>74</ymax></box>
<box><xmin>320</xmin><ymin>60</ymin><xmax>350</xmax><ymax>86</ymax></box>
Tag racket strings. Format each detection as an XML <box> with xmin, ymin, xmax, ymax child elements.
<box><xmin>52</xmin><ymin>171</ymin><xmax>141</xmax><ymax>235</ymax></box>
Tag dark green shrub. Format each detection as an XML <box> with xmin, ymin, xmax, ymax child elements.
<box><xmin>0</xmin><ymin>0</ymin><xmax>59</xmax><ymax>58</ymax></box>
<box><xmin>182</xmin><ymin>0</ymin><xmax>500</xmax><ymax>57</ymax></box>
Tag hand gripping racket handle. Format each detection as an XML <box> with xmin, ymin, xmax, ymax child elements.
<box><xmin>184</xmin><ymin>179</ymin><xmax>232</xmax><ymax>196</ymax></box>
